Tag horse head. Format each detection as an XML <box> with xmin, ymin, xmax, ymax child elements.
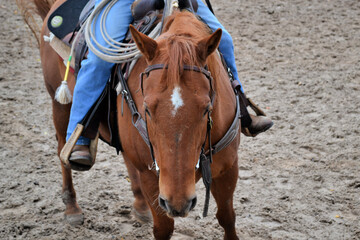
<box><xmin>130</xmin><ymin>12</ymin><xmax>222</xmax><ymax>217</ymax></box>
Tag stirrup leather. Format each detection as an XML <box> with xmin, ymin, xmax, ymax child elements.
<box><xmin>247</xmin><ymin>97</ymin><xmax>266</xmax><ymax>116</ymax></box>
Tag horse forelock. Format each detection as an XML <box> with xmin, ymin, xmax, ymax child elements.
<box><xmin>159</xmin><ymin>11</ymin><xmax>212</xmax><ymax>87</ymax></box>
<box><xmin>161</xmin><ymin>35</ymin><xmax>197</xmax><ymax>86</ymax></box>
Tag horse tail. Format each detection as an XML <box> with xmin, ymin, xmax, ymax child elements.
<box><xmin>16</xmin><ymin>0</ymin><xmax>56</xmax><ymax>46</ymax></box>
<box><xmin>33</xmin><ymin>0</ymin><xmax>56</xmax><ymax>20</ymax></box>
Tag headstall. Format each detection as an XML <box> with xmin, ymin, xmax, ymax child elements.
<box><xmin>118</xmin><ymin>63</ymin><xmax>240</xmax><ymax>217</ymax></box>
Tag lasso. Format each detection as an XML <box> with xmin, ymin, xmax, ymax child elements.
<box><xmin>55</xmin><ymin>0</ymin><xmax>178</xmax><ymax>104</ymax></box>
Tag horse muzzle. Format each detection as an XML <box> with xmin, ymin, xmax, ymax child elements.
<box><xmin>158</xmin><ymin>195</ymin><xmax>197</xmax><ymax>217</ymax></box>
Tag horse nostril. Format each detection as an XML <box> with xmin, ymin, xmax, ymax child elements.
<box><xmin>189</xmin><ymin>196</ymin><xmax>197</xmax><ymax>211</ymax></box>
<box><xmin>158</xmin><ymin>196</ymin><xmax>169</xmax><ymax>212</ymax></box>
<box><xmin>159</xmin><ymin>195</ymin><xmax>197</xmax><ymax>217</ymax></box>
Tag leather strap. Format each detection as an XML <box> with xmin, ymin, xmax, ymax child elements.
<box><xmin>141</xmin><ymin>64</ymin><xmax>215</xmax><ymax>104</ymax></box>
<box><xmin>118</xmin><ymin>67</ymin><xmax>151</xmax><ymax>148</ymax></box>
<box><xmin>206</xmin><ymin>93</ymin><xmax>240</xmax><ymax>156</ymax></box>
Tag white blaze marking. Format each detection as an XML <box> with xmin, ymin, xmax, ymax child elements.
<box><xmin>171</xmin><ymin>86</ymin><xmax>184</xmax><ymax>116</ymax></box>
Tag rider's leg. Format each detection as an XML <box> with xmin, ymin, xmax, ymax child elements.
<box><xmin>66</xmin><ymin>0</ymin><xmax>134</xmax><ymax>163</ymax></box>
<box><xmin>66</xmin><ymin>0</ymin><xmax>134</xmax><ymax>143</ymax></box>
<box><xmin>66</xmin><ymin>52</ymin><xmax>114</xmax><ymax>146</ymax></box>
<box><xmin>196</xmin><ymin>0</ymin><xmax>243</xmax><ymax>92</ymax></box>
<box><xmin>196</xmin><ymin>0</ymin><xmax>273</xmax><ymax>136</ymax></box>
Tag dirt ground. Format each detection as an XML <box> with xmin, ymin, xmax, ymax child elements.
<box><xmin>1</xmin><ymin>0</ymin><xmax>359</xmax><ymax>239</ymax></box>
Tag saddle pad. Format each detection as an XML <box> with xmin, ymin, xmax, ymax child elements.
<box><xmin>48</xmin><ymin>0</ymin><xmax>89</xmax><ymax>39</ymax></box>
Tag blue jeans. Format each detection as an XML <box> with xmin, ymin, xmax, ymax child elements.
<box><xmin>66</xmin><ymin>0</ymin><xmax>244</xmax><ymax>145</ymax></box>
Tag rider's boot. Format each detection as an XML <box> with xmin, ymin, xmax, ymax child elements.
<box><xmin>238</xmin><ymin>92</ymin><xmax>273</xmax><ymax>137</ymax></box>
<box><xmin>68</xmin><ymin>145</ymin><xmax>93</xmax><ymax>171</ymax></box>
<box><xmin>245</xmin><ymin>114</ymin><xmax>274</xmax><ymax>137</ymax></box>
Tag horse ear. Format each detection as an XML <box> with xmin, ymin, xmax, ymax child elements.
<box><xmin>197</xmin><ymin>28</ymin><xmax>222</xmax><ymax>62</ymax></box>
<box><xmin>129</xmin><ymin>25</ymin><xmax>158</xmax><ymax>61</ymax></box>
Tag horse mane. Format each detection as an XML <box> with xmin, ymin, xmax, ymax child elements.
<box><xmin>160</xmin><ymin>11</ymin><xmax>213</xmax><ymax>87</ymax></box>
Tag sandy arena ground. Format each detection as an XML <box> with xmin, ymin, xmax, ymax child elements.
<box><xmin>0</xmin><ymin>0</ymin><xmax>359</xmax><ymax>239</ymax></box>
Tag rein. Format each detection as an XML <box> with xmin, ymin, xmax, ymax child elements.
<box><xmin>118</xmin><ymin>62</ymin><xmax>241</xmax><ymax>217</ymax></box>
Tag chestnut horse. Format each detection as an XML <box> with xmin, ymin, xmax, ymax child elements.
<box><xmin>20</xmin><ymin>0</ymin><xmax>241</xmax><ymax>239</ymax></box>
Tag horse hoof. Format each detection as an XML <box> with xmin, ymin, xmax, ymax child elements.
<box><xmin>65</xmin><ymin>213</ymin><xmax>84</xmax><ymax>225</ymax></box>
<box><xmin>132</xmin><ymin>208</ymin><xmax>152</xmax><ymax>223</ymax></box>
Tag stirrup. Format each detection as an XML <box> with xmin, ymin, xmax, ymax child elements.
<box><xmin>60</xmin><ymin>124</ymin><xmax>99</xmax><ymax>170</ymax></box>
<box><xmin>242</xmin><ymin>98</ymin><xmax>272</xmax><ymax>137</ymax></box>
<box><xmin>242</xmin><ymin>127</ymin><xmax>252</xmax><ymax>137</ymax></box>
<box><xmin>247</xmin><ymin>97</ymin><xmax>266</xmax><ymax>116</ymax></box>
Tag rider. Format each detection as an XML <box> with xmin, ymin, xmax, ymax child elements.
<box><xmin>67</xmin><ymin>0</ymin><xmax>273</xmax><ymax>167</ymax></box>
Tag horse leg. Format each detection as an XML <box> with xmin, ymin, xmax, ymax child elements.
<box><xmin>52</xmin><ymin>100</ymin><xmax>84</xmax><ymax>225</ymax></box>
<box><xmin>123</xmin><ymin>156</ymin><xmax>151</xmax><ymax>222</ymax></box>
<box><xmin>211</xmin><ymin>160</ymin><xmax>239</xmax><ymax>240</ymax></box>
<box><xmin>139</xmin><ymin>170</ymin><xmax>174</xmax><ymax>239</ymax></box>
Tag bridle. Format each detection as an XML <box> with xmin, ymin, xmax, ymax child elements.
<box><xmin>140</xmin><ymin>63</ymin><xmax>216</xmax><ymax>169</ymax></box>
<box><xmin>140</xmin><ymin>63</ymin><xmax>217</xmax><ymax>217</ymax></box>
<box><xmin>140</xmin><ymin>64</ymin><xmax>215</xmax><ymax>100</ymax></box>
<box><xmin>118</xmin><ymin>62</ymin><xmax>240</xmax><ymax>217</ymax></box>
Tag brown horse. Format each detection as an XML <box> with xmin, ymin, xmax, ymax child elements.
<box><xmin>19</xmin><ymin>0</ymin><xmax>241</xmax><ymax>239</ymax></box>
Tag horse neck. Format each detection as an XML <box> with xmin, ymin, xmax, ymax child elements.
<box><xmin>164</xmin><ymin>11</ymin><xmax>210</xmax><ymax>40</ymax></box>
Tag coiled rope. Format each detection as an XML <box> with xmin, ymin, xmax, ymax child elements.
<box><xmin>84</xmin><ymin>0</ymin><xmax>165</xmax><ymax>63</ymax></box>
<box><xmin>55</xmin><ymin>0</ymin><xmax>176</xmax><ymax>104</ymax></box>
